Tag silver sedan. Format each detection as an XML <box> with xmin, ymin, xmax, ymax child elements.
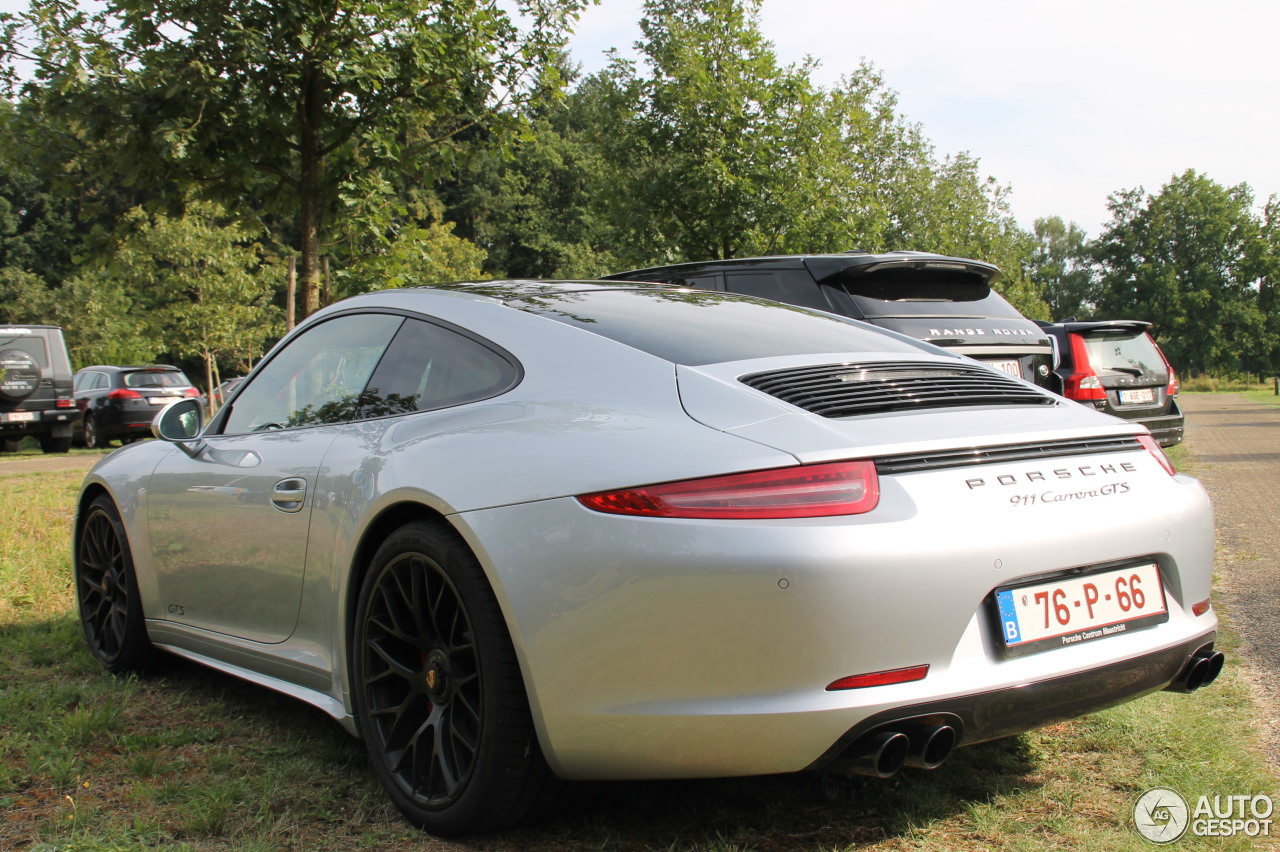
<box><xmin>74</xmin><ymin>281</ymin><xmax>1222</xmax><ymax>836</ymax></box>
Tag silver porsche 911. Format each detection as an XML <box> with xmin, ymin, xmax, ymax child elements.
<box><xmin>74</xmin><ymin>281</ymin><xmax>1223</xmax><ymax>836</ymax></box>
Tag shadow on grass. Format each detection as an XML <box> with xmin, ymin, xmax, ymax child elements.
<box><xmin>2</xmin><ymin>615</ymin><xmax>1043</xmax><ymax>850</ymax></box>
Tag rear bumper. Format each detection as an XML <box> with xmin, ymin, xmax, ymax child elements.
<box><xmin>810</xmin><ymin>630</ymin><xmax>1215</xmax><ymax>771</ymax></box>
<box><xmin>1141</xmin><ymin>399</ymin><xmax>1185</xmax><ymax>448</ymax></box>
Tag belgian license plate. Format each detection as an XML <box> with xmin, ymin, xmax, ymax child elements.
<box><xmin>988</xmin><ymin>359</ymin><xmax>1022</xmax><ymax>379</ymax></box>
<box><xmin>4</xmin><ymin>411</ymin><xmax>36</xmax><ymax>422</ymax></box>
<box><xmin>994</xmin><ymin>563</ymin><xmax>1168</xmax><ymax>657</ymax></box>
<box><xmin>148</xmin><ymin>397</ymin><xmax>174</xmax><ymax>405</ymax></box>
<box><xmin>1119</xmin><ymin>388</ymin><xmax>1156</xmax><ymax>405</ymax></box>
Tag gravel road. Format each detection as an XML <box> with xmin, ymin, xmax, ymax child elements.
<box><xmin>1180</xmin><ymin>393</ymin><xmax>1280</xmax><ymax>764</ymax></box>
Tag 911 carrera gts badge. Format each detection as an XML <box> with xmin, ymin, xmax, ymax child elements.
<box><xmin>836</xmin><ymin>368</ymin><xmax>968</xmax><ymax>383</ymax></box>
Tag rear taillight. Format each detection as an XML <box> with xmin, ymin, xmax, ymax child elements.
<box><xmin>108</xmin><ymin>388</ymin><xmax>142</xmax><ymax>400</ymax></box>
<box><xmin>1151</xmin><ymin>334</ymin><xmax>1179</xmax><ymax>396</ymax></box>
<box><xmin>1064</xmin><ymin>333</ymin><xmax>1106</xmax><ymax>402</ymax></box>
<box><xmin>578</xmin><ymin>460</ymin><xmax>880</xmax><ymax>519</ymax></box>
<box><xmin>1137</xmin><ymin>434</ymin><xmax>1176</xmax><ymax>475</ymax></box>
<box><xmin>183</xmin><ymin>388</ymin><xmax>201</xmax><ymax>398</ymax></box>
<box><xmin>55</xmin><ymin>398</ymin><xmax>74</xmax><ymax>408</ymax></box>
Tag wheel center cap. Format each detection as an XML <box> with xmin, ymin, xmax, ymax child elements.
<box><xmin>424</xmin><ymin>651</ymin><xmax>450</xmax><ymax>701</ymax></box>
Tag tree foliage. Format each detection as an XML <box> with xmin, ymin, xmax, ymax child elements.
<box><xmin>1092</xmin><ymin>170</ymin><xmax>1270</xmax><ymax>374</ymax></box>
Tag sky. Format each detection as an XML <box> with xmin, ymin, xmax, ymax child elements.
<box><xmin>567</xmin><ymin>0</ymin><xmax>1280</xmax><ymax>238</ymax></box>
<box><xmin>3</xmin><ymin>0</ymin><xmax>1274</xmax><ymax>240</ymax></box>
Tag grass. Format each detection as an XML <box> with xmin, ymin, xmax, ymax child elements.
<box><xmin>0</xmin><ymin>449</ymin><xmax>1276</xmax><ymax>850</ymax></box>
<box><xmin>1179</xmin><ymin>375</ymin><xmax>1278</xmax><ymax>394</ymax></box>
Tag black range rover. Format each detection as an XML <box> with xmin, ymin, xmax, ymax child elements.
<box><xmin>602</xmin><ymin>251</ymin><xmax>1056</xmax><ymax>389</ymax></box>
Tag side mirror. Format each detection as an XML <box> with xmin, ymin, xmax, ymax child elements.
<box><xmin>153</xmin><ymin>398</ymin><xmax>205</xmax><ymax>456</ymax></box>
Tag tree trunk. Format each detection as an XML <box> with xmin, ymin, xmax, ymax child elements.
<box><xmin>298</xmin><ymin>59</ymin><xmax>325</xmax><ymax>318</ymax></box>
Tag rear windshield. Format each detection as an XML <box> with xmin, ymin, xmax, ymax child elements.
<box><xmin>124</xmin><ymin>370</ymin><xmax>192</xmax><ymax>388</ymax></box>
<box><xmin>0</xmin><ymin>329</ymin><xmax>50</xmax><ymax>367</ymax></box>
<box><xmin>1081</xmin><ymin>331</ymin><xmax>1165</xmax><ymax>376</ymax></box>
<box><xmin>515</xmin><ymin>289</ymin><xmax>930</xmax><ymax>366</ymax></box>
<box><xmin>838</xmin><ymin>268</ymin><xmax>1025</xmax><ymax>320</ymax></box>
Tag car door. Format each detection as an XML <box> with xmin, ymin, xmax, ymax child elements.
<box><xmin>146</xmin><ymin>312</ymin><xmax>405</xmax><ymax>644</ymax></box>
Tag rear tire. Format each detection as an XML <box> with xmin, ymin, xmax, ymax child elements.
<box><xmin>39</xmin><ymin>434</ymin><xmax>72</xmax><ymax>454</ymax></box>
<box><xmin>83</xmin><ymin>415</ymin><xmax>107</xmax><ymax>449</ymax></box>
<box><xmin>75</xmin><ymin>495</ymin><xmax>157</xmax><ymax>673</ymax></box>
<box><xmin>352</xmin><ymin>521</ymin><xmax>568</xmax><ymax>836</ymax></box>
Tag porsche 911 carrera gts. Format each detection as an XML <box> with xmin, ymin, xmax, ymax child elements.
<box><xmin>74</xmin><ymin>280</ymin><xmax>1222</xmax><ymax>836</ymax></box>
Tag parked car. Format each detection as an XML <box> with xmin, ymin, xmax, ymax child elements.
<box><xmin>0</xmin><ymin>323</ymin><xmax>78</xmax><ymax>453</ymax></box>
<box><xmin>76</xmin><ymin>281</ymin><xmax>1220</xmax><ymax>836</ymax></box>
<box><xmin>73</xmin><ymin>364</ymin><xmax>203</xmax><ymax>448</ymax></box>
<box><xmin>212</xmin><ymin>376</ymin><xmax>245</xmax><ymax>409</ymax></box>
<box><xmin>1035</xmin><ymin>319</ymin><xmax>1184</xmax><ymax>447</ymax></box>
<box><xmin>602</xmin><ymin>251</ymin><xmax>1057</xmax><ymax>389</ymax></box>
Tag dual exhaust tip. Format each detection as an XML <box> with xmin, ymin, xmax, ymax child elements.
<box><xmin>842</xmin><ymin>723</ymin><xmax>958</xmax><ymax>779</ymax></box>
<box><xmin>841</xmin><ymin>646</ymin><xmax>1225</xmax><ymax>778</ymax></box>
<box><xmin>1165</xmin><ymin>645</ymin><xmax>1225</xmax><ymax>694</ymax></box>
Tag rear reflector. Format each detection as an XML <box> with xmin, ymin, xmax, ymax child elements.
<box><xmin>1137</xmin><ymin>434</ymin><xmax>1176</xmax><ymax>475</ymax></box>
<box><xmin>1192</xmin><ymin>599</ymin><xmax>1212</xmax><ymax>617</ymax></box>
<box><xmin>577</xmin><ymin>460</ymin><xmax>880</xmax><ymax>519</ymax></box>
<box><xmin>827</xmin><ymin>665</ymin><xmax>929</xmax><ymax>691</ymax></box>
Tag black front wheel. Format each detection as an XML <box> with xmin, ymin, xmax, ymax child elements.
<box><xmin>75</xmin><ymin>495</ymin><xmax>157</xmax><ymax>672</ymax></box>
<box><xmin>352</xmin><ymin>521</ymin><xmax>568</xmax><ymax>836</ymax></box>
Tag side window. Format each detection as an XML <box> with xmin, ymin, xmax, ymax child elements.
<box><xmin>671</xmin><ymin>274</ymin><xmax>721</xmax><ymax>291</ymax></box>
<box><xmin>222</xmin><ymin>313</ymin><xmax>405</xmax><ymax>435</ymax></box>
<box><xmin>358</xmin><ymin>319</ymin><xmax>519</xmax><ymax>418</ymax></box>
<box><xmin>725</xmin><ymin>271</ymin><xmax>832</xmax><ymax>311</ymax></box>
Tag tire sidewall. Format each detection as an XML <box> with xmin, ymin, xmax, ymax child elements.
<box><xmin>76</xmin><ymin>495</ymin><xmax>152</xmax><ymax>672</ymax></box>
<box><xmin>351</xmin><ymin>521</ymin><xmax>527</xmax><ymax>836</ymax></box>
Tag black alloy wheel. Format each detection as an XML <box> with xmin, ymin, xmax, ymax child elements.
<box><xmin>353</xmin><ymin>521</ymin><xmax>566</xmax><ymax>836</ymax></box>
<box><xmin>75</xmin><ymin>496</ymin><xmax>156</xmax><ymax>672</ymax></box>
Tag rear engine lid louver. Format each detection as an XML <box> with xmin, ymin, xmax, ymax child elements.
<box><xmin>740</xmin><ymin>361</ymin><xmax>1057</xmax><ymax>418</ymax></box>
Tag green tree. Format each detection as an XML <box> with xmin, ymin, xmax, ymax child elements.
<box><xmin>1093</xmin><ymin>170</ymin><xmax>1268</xmax><ymax>374</ymax></box>
<box><xmin>5</xmin><ymin>0</ymin><xmax>586</xmax><ymax>317</ymax></box>
<box><xmin>1032</xmin><ymin>216</ymin><xmax>1096</xmax><ymax>320</ymax></box>
<box><xmin>79</xmin><ymin>202</ymin><xmax>283</xmax><ymax>388</ymax></box>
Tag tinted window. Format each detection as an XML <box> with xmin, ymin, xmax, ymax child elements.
<box><xmin>358</xmin><ymin>318</ymin><xmax>519</xmax><ymax>417</ymax></box>
<box><xmin>123</xmin><ymin>370</ymin><xmax>191</xmax><ymax>388</ymax></box>
<box><xmin>517</xmin><ymin>289</ymin><xmax>929</xmax><ymax>366</ymax></box>
<box><xmin>1081</xmin><ymin>331</ymin><xmax>1165</xmax><ymax>376</ymax></box>
<box><xmin>725</xmin><ymin>271</ymin><xmax>831</xmax><ymax>311</ymax></box>
<box><xmin>0</xmin><ymin>329</ymin><xmax>50</xmax><ymax>367</ymax></box>
<box><xmin>222</xmin><ymin>313</ymin><xmax>404</xmax><ymax>434</ymax></box>
<box><xmin>837</xmin><ymin>268</ymin><xmax>1024</xmax><ymax>319</ymax></box>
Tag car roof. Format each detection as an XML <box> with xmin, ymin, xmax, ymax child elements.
<box><xmin>77</xmin><ymin>364</ymin><xmax>184</xmax><ymax>372</ymax></box>
<box><xmin>407</xmin><ymin>279</ymin><xmax>679</xmax><ymax>302</ymax></box>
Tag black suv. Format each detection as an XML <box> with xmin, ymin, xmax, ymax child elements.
<box><xmin>603</xmin><ymin>251</ymin><xmax>1056</xmax><ymax>388</ymax></box>
<box><xmin>1035</xmin><ymin>319</ymin><xmax>1184</xmax><ymax>447</ymax></box>
<box><xmin>0</xmin><ymin>324</ymin><xmax>78</xmax><ymax>453</ymax></box>
<box><xmin>74</xmin><ymin>364</ymin><xmax>203</xmax><ymax>448</ymax></box>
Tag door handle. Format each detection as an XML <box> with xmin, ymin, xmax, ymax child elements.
<box><xmin>271</xmin><ymin>478</ymin><xmax>307</xmax><ymax>513</ymax></box>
